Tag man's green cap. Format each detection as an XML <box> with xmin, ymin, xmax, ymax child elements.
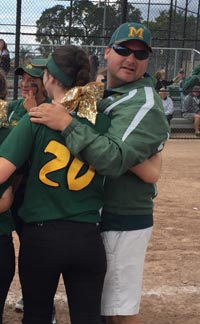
<box><xmin>15</xmin><ymin>59</ymin><xmax>44</xmax><ymax>78</ymax></box>
<box><xmin>109</xmin><ymin>22</ymin><xmax>152</xmax><ymax>52</ymax></box>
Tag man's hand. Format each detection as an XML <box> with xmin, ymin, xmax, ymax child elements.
<box><xmin>29</xmin><ymin>101</ymin><xmax>73</xmax><ymax>131</ymax></box>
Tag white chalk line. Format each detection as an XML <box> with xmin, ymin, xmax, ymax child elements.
<box><xmin>142</xmin><ymin>285</ymin><xmax>200</xmax><ymax>296</ymax></box>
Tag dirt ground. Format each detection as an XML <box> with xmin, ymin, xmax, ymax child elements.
<box><xmin>3</xmin><ymin>139</ymin><xmax>200</xmax><ymax>324</ymax></box>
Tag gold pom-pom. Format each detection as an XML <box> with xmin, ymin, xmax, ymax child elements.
<box><xmin>0</xmin><ymin>99</ymin><xmax>9</xmax><ymax>128</ymax></box>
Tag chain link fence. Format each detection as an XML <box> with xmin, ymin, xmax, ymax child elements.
<box><xmin>1</xmin><ymin>0</ymin><xmax>200</xmax><ymax>138</ymax></box>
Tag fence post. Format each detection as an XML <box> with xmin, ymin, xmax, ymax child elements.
<box><xmin>13</xmin><ymin>0</ymin><xmax>22</xmax><ymax>100</ymax></box>
<box><xmin>120</xmin><ymin>0</ymin><xmax>128</xmax><ymax>24</ymax></box>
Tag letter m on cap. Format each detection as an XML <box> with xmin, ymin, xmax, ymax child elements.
<box><xmin>128</xmin><ymin>27</ymin><xmax>144</xmax><ymax>40</ymax></box>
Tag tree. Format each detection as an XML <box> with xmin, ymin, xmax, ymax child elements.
<box><xmin>36</xmin><ymin>5</ymin><xmax>69</xmax><ymax>56</ymax></box>
<box><xmin>146</xmin><ymin>9</ymin><xmax>198</xmax><ymax>49</ymax></box>
<box><xmin>35</xmin><ymin>0</ymin><xmax>143</xmax><ymax>56</ymax></box>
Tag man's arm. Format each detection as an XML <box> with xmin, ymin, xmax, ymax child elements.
<box><xmin>129</xmin><ymin>152</ymin><xmax>162</xmax><ymax>184</ymax></box>
<box><xmin>29</xmin><ymin>88</ymin><xmax>169</xmax><ymax>177</ymax></box>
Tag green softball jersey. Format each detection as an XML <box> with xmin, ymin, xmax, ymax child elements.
<box><xmin>62</xmin><ymin>74</ymin><xmax>170</xmax><ymax>231</ymax></box>
<box><xmin>0</xmin><ymin>112</ymin><xmax>110</xmax><ymax>224</ymax></box>
<box><xmin>62</xmin><ymin>74</ymin><xmax>170</xmax><ymax>176</ymax></box>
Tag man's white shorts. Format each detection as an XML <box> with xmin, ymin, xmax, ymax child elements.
<box><xmin>101</xmin><ymin>227</ymin><xmax>153</xmax><ymax>316</ymax></box>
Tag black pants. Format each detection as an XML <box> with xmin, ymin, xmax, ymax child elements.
<box><xmin>0</xmin><ymin>234</ymin><xmax>15</xmax><ymax>324</ymax></box>
<box><xmin>19</xmin><ymin>220</ymin><xmax>107</xmax><ymax>324</ymax></box>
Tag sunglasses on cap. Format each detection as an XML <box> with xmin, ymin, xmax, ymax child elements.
<box><xmin>111</xmin><ymin>44</ymin><xmax>149</xmax><ymax>60</ymax></box>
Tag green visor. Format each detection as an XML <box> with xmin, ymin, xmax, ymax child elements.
<box><xmin>32</xmin><ymin>56</ymin><xmax>73</xmax><ymax>87</ymax></box>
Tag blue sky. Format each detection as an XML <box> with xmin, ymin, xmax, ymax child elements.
<box><xmin>0</xmin><ymin>0</ymin><xmax>70</xmax><ymax>53</ymax></box>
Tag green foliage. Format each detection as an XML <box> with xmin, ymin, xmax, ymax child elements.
<box><xmin>35</xmin><ymin>0</ymin><xmax>143</xmax><ymax>53</ymax></box>
<box><xmin>146</xmin><ymin>9</ymin><xmax>198</xmax><ymax>48</ymax></box>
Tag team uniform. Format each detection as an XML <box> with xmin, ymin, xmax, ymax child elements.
<box><xmin>0</xmin><ymin>112</ymin><xmax>109</xmax><ymax>324</ymax></box>
<box><xmin>61</xmin><ymin>74</ymin><xmax>170</xmax><ymax>316</ymax></box>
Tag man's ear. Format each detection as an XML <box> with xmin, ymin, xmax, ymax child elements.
<box><xmin>104</xmin><ymin>47</ymin><xmax>111</xmax><ymax>60</ymax></box>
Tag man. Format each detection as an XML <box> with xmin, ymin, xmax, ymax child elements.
<box><xmin>29</xmin><ymin>22</ymin><xmax>170</xmax><ymax>324</ymax></box>
<box><xmin>182</xmin><ymin>85</ymin><xmax>200</xmax><ymax>137</ymax></box>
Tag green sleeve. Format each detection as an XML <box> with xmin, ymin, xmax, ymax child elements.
<box><xmin>0</xmin><ymin>114</ymin><xmax>34</xmax><ymax>168</ymax></box>
<box><xmin>182</xmin><ymin>75</ymin><xmax>200</xmax><ymax>92</ymax></box>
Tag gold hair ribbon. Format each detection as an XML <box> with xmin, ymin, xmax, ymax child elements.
<box><xmin>0</xmin><ymin>99</ymin><xmax>9</xmax><ymax>128</ymax></box>
<box><xmin>60</xmin><ymin>81</ymin><xmax>104</xmax><ymax>124</ymax></box>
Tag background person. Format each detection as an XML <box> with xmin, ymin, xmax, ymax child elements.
<box><xmin>0</xmin><ymin>39</ymin><xmax>10</xmax><ymax>76</ymax></box>
<box><xmin>0</xmin><ymin>61</ymin><xmax>54</xmax><ymax>321</ymax></box>
<box><xmin>159</xmin><ymin>87</ymin><xmax>174</xmax><ymax>124</ymax></box>
<box><xmin>182</xmin><ymin>85</ymin><xmax>200</xmax><ymax>137</ymax></box>
<box><xmin>154</xmin><ymin>69</ymin><xmax>181</xmax><ymax>92</ymax></box>
<box><xmin>7</xmin><ymin>61</ymin><xmax>54</xmax><ymax>323</ymax></box>
<box><xmin>8</xmin><ymin>61</ymin><xmax>51</xmax><ymax>238</ymax></box>
<box><xmin>175</xmin><ymin>68</ymin><xmax>185</xmax><ymax>113</ymax></box>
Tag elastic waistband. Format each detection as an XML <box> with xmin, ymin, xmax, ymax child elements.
<box><xmin>26</xmin><ymin>219</ymin><xmax>64</xmax><ymax>227</ymax></box>
<box><xmin>25</xmin><ymin>220</ymin><xmax>99</xmax><ymax>227</ymax></box>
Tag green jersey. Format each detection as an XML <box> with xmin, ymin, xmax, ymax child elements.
<box><xmin>0</xmin><ymin>113</ymin><xmax>110</xmax><ymax>224</ymax></box>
